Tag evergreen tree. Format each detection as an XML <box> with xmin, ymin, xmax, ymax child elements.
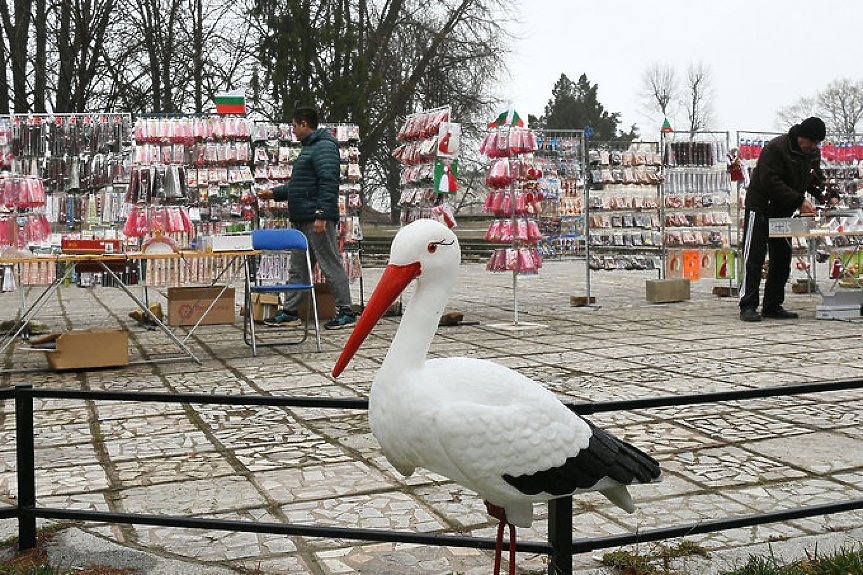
<box><xmin>531</xmin><ymin>73</ymin><xmax>637</xmax><ymax>142</ymax></box>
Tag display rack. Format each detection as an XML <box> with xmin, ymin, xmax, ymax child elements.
<box><xmin>585</xmin><ymin>140</ymin><xmax>663</xmax><ymax>279</ymax></box>
<box><xmin>661</xmin><ymin>131</ymin><xmax>735</xmax><ymax>288</ymax></box>
<box><xmin>394</xmin><ymin>106</ymin><xmax>459</xmax><ymax>227</ymax></box>
<box><xmin>532</xmin><ymin>129</ymin><xmax>585</xmax><ymax>258</ymax></box>
<box><xmin>5</xmin><ymin>113</ymin><xmax>132</xmax><ymax>236</ymax></box>
<box><xmin>129</xmin><ymin>114</ymin><xmax>255</xmax><ymax>253</ymax></box>
<box><xmin>480</xmin><ymin>123</ymin><xmax>545</xmax><ymax>328</ymax></box>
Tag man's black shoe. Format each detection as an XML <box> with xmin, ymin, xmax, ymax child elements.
<box><xmin>762</xmin><ymin>307</ymin><xmax>798</xmax><ymax>319</ymax></box>
<box><xmin>739</xmin><ymin>308</ymin><xmax>762</xmax><ymax>322</ymax></box>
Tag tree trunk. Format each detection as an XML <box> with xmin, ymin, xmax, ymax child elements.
<box><xmin>0</xmin><ymin>17</ymin><xmax>10</xmax><ymax>113</ymax></box>
<box><xmin>33</xmin><ymin>0</ymin><xmax>47</xmax><ymax>112</ymax></box>
<box><xmin>0</xmin><ymin>0</ymin><xmax>34</xmax><ymax>112</ymax></box>
<box><xmin>54</xmin><ymin>0</ymin><xmax>73</xmax><ymax>112</ymax></box>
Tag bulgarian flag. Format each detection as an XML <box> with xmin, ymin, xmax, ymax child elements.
<box><xmin>488</xmin><ymin>104</ymin><xmax>524</xmax><ymax>129</ymax></box>
<box><xmin>214</xmin><ymin>90</ymin><xmax>246</xmax><ymax>114</ymax></box>
<box><xmin>660</xmin><ymin>117</ymin><xmax>673</xmax><ymax>133</ymax></box>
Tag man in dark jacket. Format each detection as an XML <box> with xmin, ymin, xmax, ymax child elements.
<box><xmin>257</xmin><ymin>107</ymin><xmax>356</xmax><ymax>330</ymax></box>
<box><xmin>739</xmin><ymin>117</ymin><xmax>827</xmax><ymax>322</ymax></box>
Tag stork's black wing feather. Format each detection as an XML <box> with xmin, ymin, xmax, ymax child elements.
<box><xmin>502</xmin><ymin>418</ymin><xmax>661</xmax><ymax>496</ymax></box>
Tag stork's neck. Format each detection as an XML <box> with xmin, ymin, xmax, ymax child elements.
<box><xmin>381</xmin><ymin>273</ymin><xmax>455</xmax><ymax>374</ymax></box>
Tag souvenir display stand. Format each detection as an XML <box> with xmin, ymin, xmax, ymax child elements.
<box><xmin>1</xmin><ymin>113</ymin><xmax>134</xmax><ymax>297</ymax></box>
<box><xmin>480</xmin><ymin>121</ymin><xmax>545</xmax><ymax>329</ymax></box>
<box><xmin>532</xmin><ymin>129</ymin><xmax>586</xmax><ymax>261</ymax></box>
<box><xmin>586</xmin><ymin>140</ymin><xmax>663</xmax><ymax>294</ymax></box>
<box><xmin>661</xmin><ymin>131</ymin><xmax>735</xmax><ymax>290</ymax></box>
<box><xmin>393</xmin><ymin>106</ymin><xmax>460</xmax><ymax>228</ymax></box>
<box><xmin>8</xmin><ymin>113</ymin><xmax>132</xmax><ymax>234</ymax></box>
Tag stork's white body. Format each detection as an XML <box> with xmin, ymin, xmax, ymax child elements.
<box><xmin>334</xmin><ymin>219</ymin><xmax>660</xmax><ymax>530</ymax></box>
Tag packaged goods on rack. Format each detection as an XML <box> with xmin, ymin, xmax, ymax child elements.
<box><xmin>533</xmin><ymin>130</ymin><xmax>586</xmax><ymax>258</ymax></box>
<box><xmin>661</xmin><ymin>131</ymin><xmax>734</xmax><ymax>282</ymax></box>
<box><xmin>481</xmin><ymin>124</ymin><xmax>543</xmax><ymax>274</ymax></box>
<box><xmin>584</xmin><ymin>141</ymin><xmax>663</xmax><ymax>272</ymax></box>
<box><xmin>128</xmin><ymin>115</ymin><xmax>256</xmax><ymax>250</ymax></box>
<box><xmin>394</xmin><ymin>106</ymin><xmax>460</xmax><ymax>227</ymax></box>
<box><xmin>4</xmin><ymin>114</ymin><xmax>133</xmax><ymax>235</ymax></box>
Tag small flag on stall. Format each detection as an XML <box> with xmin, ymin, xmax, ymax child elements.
<box><xmin>487</xmin><ymin>104</ymin><xmax>524</xmax><ymax>128</ymax></box>
<box><xmin>660</xmin><ymin>117</ymin><xmax>673</xmax><ymax>133</ymax></box>
<box><xmin>214</xmin><ymin>90</ymin><xmax>246</xmax><ymax>114</ymax></box>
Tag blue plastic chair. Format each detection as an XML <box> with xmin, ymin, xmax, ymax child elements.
<box><xmin>243</xmin><ymin>229</ymin><xmax>322</xmax><ymax>354</ymax></box>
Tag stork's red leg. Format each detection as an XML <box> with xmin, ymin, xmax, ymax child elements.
<box><xmin>485</xmin><ymin>502</ymin><xmax>511</xmax><ymax>575</ymax></box>
<box><xmin>493</xmin><ymin>519</ymin><xmax>505</xmax><ymax>575</ymax></box>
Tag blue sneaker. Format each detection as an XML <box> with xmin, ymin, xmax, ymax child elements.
<box><xmin>264</xmin><ymin>311</ymin><xmax>301</xmax><ymax>326</ymax></box>
<box><xmin>325</xmin><ymin>308</ymin><xmax>357</xmax><ymax>330</ymax></box>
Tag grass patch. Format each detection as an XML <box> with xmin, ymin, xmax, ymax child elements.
<box><xmin>603</xmin><ymin>540</ymin><xmax>710</xmax><ymax>574</ymax></box>
<box><xmin>724</xmin><ymin>545</ymin><xmax>863</xmax><ymax>574</ymax></box>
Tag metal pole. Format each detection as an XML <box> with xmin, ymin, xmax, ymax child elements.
<box><xmin>584</xmin><ymin>133</ymin><xmax>591</xmax><ymax>305</ymax></box>
<box><xmin>15</xmin><ymin>383</ymin><xmax>36</xmax><ymax>550</ymax></box>
<box><xmin>548</xmin><ymin>496</ymin><xmax>573</xmax><ymax>575</ymax></box>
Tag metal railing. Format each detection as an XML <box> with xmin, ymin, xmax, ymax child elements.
<box><xmin>4</xmin><ymin>378</ymin><xmax>863</xmax><ymax>575</ymax></box>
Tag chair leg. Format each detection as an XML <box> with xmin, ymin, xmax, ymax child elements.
<box><xmin>244</xmin><ymin>258</ymin><xmax>258</xmax><ymax>357</ymax></box>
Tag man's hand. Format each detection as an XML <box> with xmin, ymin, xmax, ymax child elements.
<box><xmin>800</xmin><ymin>199</ymin><xmax>815</xmax><ymax>214</ymax></box>
<box><xmin>257</xmin><ymin>189</ymin><xmax>274</xmax><ymax>201</ymax></box>
<box><xmin>313</xmin><ymin>219</ymin><xmax>326</xmax><ymax>234</ymax></box>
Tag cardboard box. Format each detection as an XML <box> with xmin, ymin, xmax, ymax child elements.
<box><xmin>816</xmin><ymin>291</ymin><xmax>863</xmax><ymax>320</ymax></box>
<box><xmin>298</xmin><ymin>282</ymin><xmax>337</xmax><ymax>320</ymax></box>
<box><xmin>243</xmin><ymin>293</ymin><xmax>280</xmax><ymax>322</ymax></box>
<box><xmin>211</xmin><ymin>234</ymin><xmax>253</xmax><ymax>252</ymax></box>
<box><xmin>167</xmin><ymin>286</ymin><xmax>236</xmax><ymax>326</ymax></box>
<box><xmin>646</xmin><ymin>278</ymin><xmax>691</xmax><ymax>303</ymax></box>
<box><xmin>29</xmin><ymin>329</ymin><xmax>128</xmax><ymax>370</ymax></box>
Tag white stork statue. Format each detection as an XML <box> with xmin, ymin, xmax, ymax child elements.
<box><xmin>333</xmin><ymin>219</ymin><xmax>661</xmax><ymax>575</ymax></box>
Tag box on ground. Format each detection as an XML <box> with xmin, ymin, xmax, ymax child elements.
<box><xmin>298</xmin><ymin>282</ymin><xmax>337</xmax><ymax>320</ymax></box>
<box><xmin>646</xmin><ymin>278</ymin><xmax>691</xmax><ymax>303</ymax></box>
<box><xmin>29</xmin><ymin>329</ymin><xmax>128</xmax><ymax>370</ymax></box>
<box><xmin>241</xmin><ymin>293</ymin><xmax>280</xmax><ymax>322</ymax></box>
<box><xmin>816</xmin><ymin>291</ymin><xmax>863</xmax><ymax>320</ymax></box>
<box><xmin>168</xmin><ymin>286</ymin><xmax>236</xmax><ymax>326</ymax></box>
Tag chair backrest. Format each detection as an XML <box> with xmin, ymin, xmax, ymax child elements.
<box><xmin>252</xmin><ymin>229</ymin><xmax>308</xmax><ymax>251</ymax></box>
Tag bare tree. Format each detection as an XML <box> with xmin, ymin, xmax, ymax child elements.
<box><xmin>775</xmin><ymin>95</ymin><xmax>819</xmax><ymax>130</ymax></box>
<box><xmin>681</xmin><ymin>62</ymin><xmax>713</xmax><ymax>135</ymax></box>
<box><xmin>640</xmin><ymin>62</ymin><xmax>676</xmax><ymax>120</ymax></box>
<box><xmin>819</xmin><ymin>78</ymin><xmax>863</xmax><ymax>135</ymax></box>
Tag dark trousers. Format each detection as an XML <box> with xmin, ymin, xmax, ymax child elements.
<box><xmin>738</xmin><ymin>210</ymin><xmax>792</xmax><ymax>311</ymax></box>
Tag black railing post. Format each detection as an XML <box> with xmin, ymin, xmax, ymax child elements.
<box><xmin>15</xmin><ymin>383</ymin><xmax>36</xmax><ymax>550</ymax></box>
<box><xmin>548</xmin><ymin>496</ymin><xmax>572</xmax><ymax>575</ymax></box>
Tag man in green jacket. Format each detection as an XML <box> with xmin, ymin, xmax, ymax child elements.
<box><xmin>257</xmin><ymin>107</ymin><xmax>356</xmax><ymax>330</ymax></box>
<box><xmin>739</xmin><ymin>117</ymin><xmax>828</xmax><ymax>322</ymax></box>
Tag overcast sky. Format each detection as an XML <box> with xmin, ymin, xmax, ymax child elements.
<box><xmin>501</xmin><ymin>0</ymin><xmax>862</xmax><ymax>139</ymax></box>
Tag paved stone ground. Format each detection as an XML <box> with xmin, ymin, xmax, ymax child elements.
<box><xmin>1</xmin><ymin>258</ymin><xmax>862</xmax><ymax>574</ymax></box>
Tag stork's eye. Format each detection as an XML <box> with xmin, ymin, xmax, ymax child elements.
<box><xmin>427</xmin><ymin>243</ymin><xmax>437</xmax><ymax>253</ymax></box>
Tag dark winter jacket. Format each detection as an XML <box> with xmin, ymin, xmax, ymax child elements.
<box><xmin>745</xmin><ymin>125</ymin><xmax>825</xmax><ymax>217</ymax></box>
<box><xmin>272</xmin><ymin>128</ymin><xmax>341</xmax><ymax>222</ymax></box>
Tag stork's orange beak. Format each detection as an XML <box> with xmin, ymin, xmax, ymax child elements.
<box><xmin>332</xmin><ymin>262</ymin><xmax>422</xmax><ymax>377</ymax></box>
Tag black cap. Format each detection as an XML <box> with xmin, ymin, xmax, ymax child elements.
<box><xmin>797</xmin><ymin>117</ymin><xmax>826</xmax><ymax>142</ymax></box>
